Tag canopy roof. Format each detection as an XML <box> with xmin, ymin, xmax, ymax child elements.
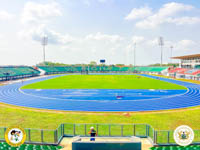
<box><xmin>172</xmin><ymin>54</ymin><xmax>200</xmax><ymax>59</ymax></box>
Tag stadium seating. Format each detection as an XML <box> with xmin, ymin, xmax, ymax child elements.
<box><xmin>185</xmin><ymin>69</ymin><xmax>198</xmax><ymax>74</ymax></box>
<box><xmin>0</xmin><ymin>66</ymin><xmax>40</xmax><ymax>81</ymax></box>
<box><xmin>168</xmin><ymin>68</ymin><xmax>183</xmax><ymax>74</ymax></box>
<box><xmin>151</xmin><ymin>145</ymin><xmax>200</xmax><ymax>150</ymax></box>
<box><xmin>0</xmin><ymin>67</ymin><xmax>39</xmax><ymax>77</ymax></box>
<box><xmin>38</xmin><ymin>66</ymin><xmax>168</xmax><ymax>75</ymax></box>
<box><xmin>185</xmin><ymin>69</ymin><xmax>200</xmax><ymax>76</ymax></box>
<box><xmin>134</xmin><ymin>67</ymin><xmax>168</xmax><ymax>73</ymax></box>
<box><xmin>38</xmin><ymin>66</ymin><xmax>83</xmax><ymax>74</ymax></box>
<box><xmin>0</xmin><ymin>142</ymin><xmax>63</xmax><ymax>150</ymax></box>
<box><xmin>175</xmin><ymin>68</ymin><xmax>189</xmax><ymax>74</ymax></box>
<box><xmin>168</xmin><ymin>68</ymin><xmax>200</xmax><ymax>80</ymax></box>
<box><xmin>195</xmin><ymin>65</ymin><xmax>200</xmax><ymax>69</ymax></box>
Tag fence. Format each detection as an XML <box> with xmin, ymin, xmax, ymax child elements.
<box><xmin>0</xmin><ymin>125</ymin><xmax>62</xmax><ymax>145</ymax></box>
<box><xmin>63</xmin><ymin>123</ymin><xmax>148</xmax><ymax>138</ymax></box>
<box><xmin>155</xmin><ymin>129</ymin><xmax>200</xmax><ymax>145</ymax></box>
<box><xmin>0</xmin><ymin>123</ymin><xmax>199</xmax><ymax>146</ymax></box>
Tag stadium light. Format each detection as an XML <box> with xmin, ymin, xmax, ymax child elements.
<box><xmin>158</xmin><ymin>37</ymin><xmax>164</xmax><ymax>66</ymax></box>
<box><xmin>170</xmin><ymin>46</ymin><xmax>173</xmax><ymax>64</ymax></box>
<box><xmin>41</xmin><ymin>36</ymin><xmax>48</xmax><ymax>64</ymax></box>
<box><xmin>134</xmin><ymin>43</ymin><xmax>136</xmax><ymax>67</ymax></box>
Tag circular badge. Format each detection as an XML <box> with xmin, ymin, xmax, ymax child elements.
<box><xmin>173</xmin><ymin>125</ymin><xmax>194</xmax><ymax>146</ymax></box>
<box><xmin>5</xmin><ymin>126</ymin><xmax>26</xmax><ymax>147</ymax></box>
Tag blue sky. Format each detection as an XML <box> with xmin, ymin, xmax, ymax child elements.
<box><xmin>0</xmin><ymin>0</ymin><xmax>199</xmax><ymax>66</ymax></box>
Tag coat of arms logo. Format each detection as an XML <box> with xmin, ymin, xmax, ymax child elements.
<box><xmin>174</xmin><ymin>125</ymin><xmax>194</xmax><ymax>146</ymax></box>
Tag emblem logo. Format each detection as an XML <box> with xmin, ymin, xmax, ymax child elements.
<box><xmin>5</xmin><ymin>126</ymin><xmax>26</xmax><ymax>147</ymax></box>
<box><xmin>173</xmin><ymin>125</ymin><xmax>194</xmax><ymax>146</ymax></box>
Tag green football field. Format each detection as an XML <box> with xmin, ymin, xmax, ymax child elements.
<box><xmin>22</xmin><ymin>75</ymin><xmax>186</xmax><ymax>89</ymax></box>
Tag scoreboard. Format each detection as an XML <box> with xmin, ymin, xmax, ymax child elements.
<box><xmin>100</xmin><ymin>59</ymin><xmax>105</xmax><ymax>63</ymax></box>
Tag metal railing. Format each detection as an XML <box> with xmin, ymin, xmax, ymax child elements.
<box><xmin>0</xmin><ymin>123</ymin><xmax>199</xmax><ymax>146</ymax></box>
<box><xmin>155</xmin><ymin>129</ymin><xmax>200</xmax><ymax>145</ymax></box>
<box><xmin>63</xmin><ymin>123</ymin><xmax>148</xmax><ymax>138</ymax></box>
<box><xmin>0</xmin><ymin>127</ymin><xmax>59</xmax><ymax>145</ymax></box>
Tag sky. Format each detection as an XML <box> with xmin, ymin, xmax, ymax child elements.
<box><xmin>0</xmin><ymin>0</ymin><xmax>200</xmax><ymax>66</ymax></box>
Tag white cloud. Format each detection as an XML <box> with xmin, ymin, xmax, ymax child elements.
<box><xmin>131</xmin><ymin>36</ymin><xmax>145</xmax><ymax>44</ymax></box>
<box><xmin>19</xmin><ymin>24</ymin><xmax>124</xmax><ymax>55</ymax></box>
<box><xmin>146</xmin><ymin>38</ymin><xmax>158</xmax><ymax>46</ymax></box>
<box><xmin>20</xmin><ymin>2</ymin><xmax>124</xmax><ymax>47</ymax></box>
<box><xmin>0</xmin><ymin>11</ymin><xmax>14</xmax><ymax>20</ymax></box>
<box><xmin>146</xmin><ymin>38</ymin><xmax>173</xmax><ymax>48</ymax></box>
<box><xmin>131</xmin><ymin>37</ymin><xmax>198</xmax><ymax>52</ymax></box>
<box><xmin>82</xmin><ymin>0</ymin><xmax>109</xmax><ymax>6</ymax></box>
<box><xmin>125</xmin><ymin>6</ymin><xmax>152</xmax><ymax>20</ymax></box>
<box><xmin>176</xmin><ymin>40</ymin><xmax>197</xmax><ymax>50</ymax></box>
<box><xmin>19</xmin><ymin>25</ymin><xmax>74</xmax><ymax>45</ymax></box>
<box><xmin>85</xmin><ymin>32</ymin><xmax>123</xmax><ymax>43</ymax></box>
<box><xmin>59</xmin><ymin>32</ymin><xmax>125</xmax><ymax>64</ymax></box>
<box><xmin>19</xmin><ymin>2</ymin><xmax>66</xmax><ymax>45</ymax></box>
<box><xmin>157</xmin><ymin>2</ymin><xmax>193</xmax><ymax>17</ymax></box>
<box><xmin>127</xmin><ymin>2</ymin><xmax>200</xmax><ymax>29</ymax></box>
<box><xmin>82</xmin><ymin>0</ymin><xmax>91</xmax><ymax>6</ymax></box>
<box><xmin>167</xmin><ymin>17</ymin><xmax>200</xmax><ymax>25</ymax></box>
<box><xmin>164</xmin><ymin>39</ymin><xmax>199</xmax><ymax>55</ymax></box>
<box><xmin>21</xmin><ymin>2</ymin><xmax>62</xmax><ymax>24</ymax></box>
<box><xmin>98</xmin><ymin>0</ymin><xmax>109</xmax><ymax>3</ymax></box>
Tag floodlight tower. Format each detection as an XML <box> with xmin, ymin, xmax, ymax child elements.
<box><xmin>170</xmin><ymin>46</ymin><xmax>173</xmax><ymax>64</ymax></box>
<box><xmin>41</xmin><ymin>36</ymin><xmax>48</xmax><ymax>64</ymax></box>
<box><xmin>158</xmin><ymin>37</ymin><xmax>164</xmax><ymax>66</ymax></box>
<box><xmin>134</xmin><ymin>43</ymin><xmax>136</xmax><ymax>67</ymax></box>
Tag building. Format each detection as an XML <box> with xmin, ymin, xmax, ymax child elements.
<box><xmin>172</xmin><ymin>54</ymin><xmax>200</xmax><ymax>69</ymax></box>
<box><xmin>168</xmin><ymin>54</ymin><xmax>200</xmax><ymax>80</ymax></box>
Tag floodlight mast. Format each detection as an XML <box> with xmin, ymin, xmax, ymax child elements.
<box><xmin>158</xmin><ymin>37</ymin><xmax>164</xmax><ymax>66</ymax></box>
<box><xmin>170</xmin><ymin>46</ymin><xmax>173</xmax><ymax>64</ymax></box>
<box><xmin>41</xmin><ymin>36</ymin><xmax>48</xmax><ymax>64</ymax></box>
<box><xmin>134</xmin><ymin>43</ymin><xmax>136</xmax><ymax>67</ymax></box>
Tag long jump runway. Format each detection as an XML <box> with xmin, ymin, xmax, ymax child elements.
<box><xmin>0</xmin><ymin>74</ymin><xmax>200</xmax><ymax>111</ymax></box>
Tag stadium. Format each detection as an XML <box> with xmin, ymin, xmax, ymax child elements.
<box><xmin>0</xmin><ymin>59</ymin><xmax>200</xmax><ymax>150</ymax></box>
<box><xmin>1</xmin><ymin>1</ymin><xmax>200</xmax><ymax>150</ymax></box>
<box><xmin>1</xmin><ymin>66</ymin><xmax>199</xmax><ymax>112</ymax></box>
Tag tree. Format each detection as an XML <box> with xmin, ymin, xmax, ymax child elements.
<box><xmin>89</xmin><ymin>61</ymin><xmax>97</xmax><ymax>66</ymax></box>
<box><xmin>116</xmin><ymin>64</ymin><xmax>125</xmax><ymax>67</ymax></box>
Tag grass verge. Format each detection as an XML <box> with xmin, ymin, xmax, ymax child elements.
<box><xmin>0</xmin><ymin>102</ymin><xmax>199</xmax><ymax>130</ymax></box>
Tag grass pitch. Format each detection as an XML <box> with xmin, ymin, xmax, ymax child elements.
<box><xmin>22</xmin><ymin>75</ymin><xmax>186</xmax><ymax>89</ymax></box>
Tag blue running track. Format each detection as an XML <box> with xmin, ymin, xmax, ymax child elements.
<box><xmin>0</xmin><ymin>74</ymin><xmax>200</xmax><ymax>112</ymax></box>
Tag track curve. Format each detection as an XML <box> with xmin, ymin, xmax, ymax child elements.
<box><xmin>0</xmin><ymin>74</ymin><xmax>200</xmax><ymax>112</ymax></box>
